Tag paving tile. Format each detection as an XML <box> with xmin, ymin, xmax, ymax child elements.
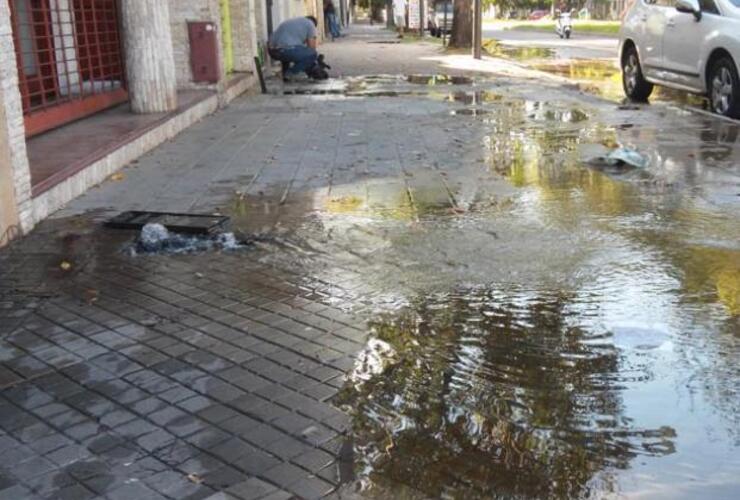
<box><xmin>115</xmin><ymin>417</ymin><xmax>159</xmax><ymax>438</ymax></box>
<box><xmin>232</xmin><ymin>449</ymin><xmax>282</xmax><ymax>477</ymax></box>
<box><xmin>136</xmin><ymin>429</ymin><xmax>177</xmax><ymax>453</ymax></box>
<box><xmin>209</xmin><ymin>439</ymin><xmax>253</xmax><ymax>463</ymax></box>
<box><xmin>106</xmin><ymin>481</ymin><xmax>167</xmax><ymax>500</ymax></box>
<box><xmin>11</xmin><ymin>455</ymin><xmax>56</xmax><ymax>481</ymax></box>
<box><xmin>225</xmin><ymin>478</ymin><xmax>277</xmax><ymax>500</ymax></box>
<box><xmin>166</xmin><ymin>414</ymin><xmax>207</xmax><ymax>438</ymax></box>
<box><xmin>201</xmin><ymin>466</ymin><xmax>248</xmax><ymax>490</ymax></box>
<box><xmin>177</xmin><ymin>395</ymin><xmax>214</xmax><ymax>414</ymax></box>
<box><xmin>130</xmin><ymin>396</ymin><xmax>169</xmax><ymax>416</ymax></box>
<box><xmin>178</xmin><ymin>454</ymin><xmax>227</xmax><ymax>476</ymax></box>
<box><xmin>197</xmin><ymin>404</ymin><xmax>240</xmax><ymax>424</ymax></box>
<box><xmin>53</xmin><ymin>483</ymin><xmax>96</xmax><ymax>500</ymax></box>
<box><xmin>259</xmin><ymin>490</ymin><xmax>294</xmax><ymax>500</ymax></box>
<box><xmin>46</xmin><ymin>444</ymin><xmax>93</xmax><ymax>466</ymax></box>
<box><xmin>0</xmin><ymin>485</ymin><xmax>32</xmax><ymax>500</ymax></box>
<box><xmin>288</xmin><ymin>474</ymin><xmax>335</xmax><ymax>499</ymax></box>
<box><xmin>261</xmin><ymin>462</ymin><xmax>307</xmax><ymax>490</ymax></box>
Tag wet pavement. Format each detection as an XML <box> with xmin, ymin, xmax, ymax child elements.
<box><xmin>2</xmin><ymin>24</ymin><xmax>740</xmax><ymax>500</ymax></box>
<box><xmin>481</xmin><ymin>31</ymin><xmax>718</xmax><ymax>114</ymax></box>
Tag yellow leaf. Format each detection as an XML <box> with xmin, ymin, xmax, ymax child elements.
<box><xmin>187</xmin><ymin>473</ymin><xmax>203</xmax><ymax>484</ymax></box>
<box><xmin>110</xmin><ymin>172</ymin><xmax>125</xmax><ymax>181</ymax></box>
<box><xmin>60</xmin><ymin>261</ymin><xmax>72</xmax><ymax>271</ymax></box>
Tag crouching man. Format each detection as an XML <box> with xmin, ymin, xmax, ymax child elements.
<box><xmin>268</xmin><ymin>16</ymin><xmax>318</xmax><ymax>81</ymax></box>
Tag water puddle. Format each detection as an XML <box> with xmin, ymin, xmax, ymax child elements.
<box><xmin>335</xmin><ymin>283</ymin><xmax>739</xmax><ymax>498</ymax></box>
<box><xmin>246</xmin><ymin>75</ymin><xmax>740</xmax><ymax>498</ymax></box>
<box><xmin>407</xmin><ymin>74</ymin><xmax>473</xmax><ymax>85</ymax></box>
<box><xmin>483</xmin><ymin>39</ymin><xmax>555</xmax><ymax>60</ymax></box>
<box><xmin>533</xmin><ymin>60</ymin><xmax>711</xmax><ymax>107</ymax></box>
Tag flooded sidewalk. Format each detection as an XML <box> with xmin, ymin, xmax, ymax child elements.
<box><xmin>1</xmin><ymin>23</ymin><xmax>739</xmax><ymax>500</ymax></box>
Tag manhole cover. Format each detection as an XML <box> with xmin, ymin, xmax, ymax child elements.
<box><xmin>105</xmin><ymin>211</ymin><xmax>229</xmax><ymax>235</ymax></box>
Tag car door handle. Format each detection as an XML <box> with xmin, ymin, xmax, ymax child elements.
<box><xmin>666</xmin><ymin>20</ymin><xmax>676</xmax><ymax>27</ymax></box>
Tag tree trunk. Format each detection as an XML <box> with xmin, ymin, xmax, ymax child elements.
<box><xmin>120</xmin><ymin>0</ymin><xmax>178</xmax><ymax>113</ymax></box>
<box><xmin>449</xmin><ymin>0</ymin><xmax>472</xmax><ymax>48</ymax></box>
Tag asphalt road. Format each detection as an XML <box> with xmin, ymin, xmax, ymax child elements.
<box><xmin>482</xmin><ymin>24</ymin><xmax>619</xmax><ymax>61</ymax></box>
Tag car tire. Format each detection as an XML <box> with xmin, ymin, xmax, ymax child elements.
<box><xmin>622</xmin><ymin>45</ymin><xmax>653</xmax><ymax>102</ymax></box>
<box><xmin>709</xmin><ymin>56</ymin><xmax>740</xmax><ymax>119</ymax></box>
<box><xmin>565</xmin><ymin>31</ymin><xmax>570</xmax><ymax>39</ymax></box>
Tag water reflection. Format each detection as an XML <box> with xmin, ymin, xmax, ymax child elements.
<box><xmin>533</xmin><ymin>60</ymin><xmax>710</xmax><ymax>107</ymax></box>
<box><xmin>337</xmin><ymin>288</ymin><xmax>677</xmax><ymax>498</ymax></box>
<box><xmin>483</xmin><ymin>39</ymin><xmax>555</xmax><ymax>60</ymax></box>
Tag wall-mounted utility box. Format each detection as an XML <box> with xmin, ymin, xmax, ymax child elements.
<box><xmin>188</xmin><ymin>22</ymin><xmax>220</xmax><ymax>84</ymax></box>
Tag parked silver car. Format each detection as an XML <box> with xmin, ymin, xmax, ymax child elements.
<box><xmin>619</xmin><ymin>0</ymin><xmax>740</xmax><ymax>118</ymax></box>
<box><xmin>428</xmin><ymin>1</ymin><xmax>453</xmax><ymax>37</ymax></box>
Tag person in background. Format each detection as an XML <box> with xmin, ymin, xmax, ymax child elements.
<box><xmin>268</xmin><ymin>16</ymin><xmax>319</xmax><ymax>81</ymax></box>
<box><xmin>324</xmin><ymin>0</ymin><xmax>342</xmax><ymax>40</ymax></box>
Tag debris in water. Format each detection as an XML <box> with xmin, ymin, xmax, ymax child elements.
<box><xmin>604</xmin><ymin>147</ymin><xmax>649</xmax><ymax>168</ymax></box>
<box><xmin>130</xmin><ymin>223</ymin><xmax>249</xmax><ymax>256</ymax></box>
<box><xmin>587</xmin><ymin>147</ymin><xmax>648</xmax><ymax>169</ymax></box>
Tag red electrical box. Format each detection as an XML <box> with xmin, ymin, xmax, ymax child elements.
<box><xmin>188</xmin><ymin>22</ymin><xmax>220</xmax><ymax>83</ymax></box>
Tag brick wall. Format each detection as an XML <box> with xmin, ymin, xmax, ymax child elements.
<box><xmin>0</xmin><ymin>0</ymin><xmax>33</xmax><ymax>245</ymax></box>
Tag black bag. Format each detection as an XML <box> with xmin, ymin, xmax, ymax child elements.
<box><xmin>307</xmin><ymin>54</ymin><xmax>331</xmax><ymax>80</ymax></box>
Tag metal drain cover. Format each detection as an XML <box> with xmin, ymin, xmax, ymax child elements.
<box><xmin>105</xmin><ymin>211</ymin><xmax>229</xmax><ymax>235</ymax></box>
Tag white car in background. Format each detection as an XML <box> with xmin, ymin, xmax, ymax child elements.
<box><xmin>619</xmin><ymin>0</ymin><xmax>740</xmax><ymax>118</ymax></box>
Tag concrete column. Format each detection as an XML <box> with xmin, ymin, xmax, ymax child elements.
<box><xmin>120</xmin><ymin>0</ymin><xmax>178</xmax><ymax>113</ymax></box>
<box><xmin>1</xmin><ymin>0</ymin><xmax>34</xmax><ymax>245</ymax></box>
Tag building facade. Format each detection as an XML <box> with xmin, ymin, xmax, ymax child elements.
<box><xmin>0</xmin><ymin>0</ymin><xmax>322</xmax><ymax>247</ymax></box>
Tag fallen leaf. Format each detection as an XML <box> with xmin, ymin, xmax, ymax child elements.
<box><xmin>60</xmin><ymin>261</ymin><xmax>72</xmax><ymax>271</ymax></box>
<box><xmin>110</xmin><ymin>172</ymin><xmax>125</xmax><ymax>181</ymax></box>
<box><xmin>84</xmin><ymin>288</ymin><xmax>99</xmax><ymax>304</ymax></box>
<box><xmin>187</xmin><ymin>473</ymin><xmax>203</xmax><ymax>484</ymax></box>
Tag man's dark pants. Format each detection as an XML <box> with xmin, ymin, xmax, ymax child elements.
<box><xmin>269</xmin><ymin>46</ymin><xmax>318</xmax><ymax>76</ymax></box>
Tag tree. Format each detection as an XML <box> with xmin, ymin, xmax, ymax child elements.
<box><xmin>449</xmin><ymin>0</ymin><xmax>472</xmax><ymax>48</ymax></box>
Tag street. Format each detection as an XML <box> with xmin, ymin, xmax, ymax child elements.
<box><xmin>482</xmin><ymin>23</ymin><xmax>619</xmax><ymax>60</ymax></box>
<box><xmin>1</xmin><ymin>21</ymin><xmax>739</xmax><ymax>500</ymax></box>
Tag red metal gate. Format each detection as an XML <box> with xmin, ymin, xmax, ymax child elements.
<box><xmin>9</xmin><ymin>0</ymin><xmax>128</xmax><ymax>137</ymax></box>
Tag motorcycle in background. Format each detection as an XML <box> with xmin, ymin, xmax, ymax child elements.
<box><xmin>555</xmin><ymin>10</ymin><xmax>573</xmax><ymax>39</ymax></box>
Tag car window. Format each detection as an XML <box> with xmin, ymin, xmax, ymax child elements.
<box><xmin>699</xmin><ymin>0</ymin><xmax>720</xmax><ymax>13</ymax></box>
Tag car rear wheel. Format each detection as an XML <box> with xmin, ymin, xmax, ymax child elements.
<box><xmin>622</xmin><ymin>45</ymin><xmax>653</xmax><ymax>102</ymax></box>
<box><xmin>709</xmin><ymin>57</ymin><xmax>740</xmax><ymax>119</ymax></box>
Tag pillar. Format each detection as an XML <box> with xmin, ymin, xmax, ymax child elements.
<box><xmin>1</xmin><ymin>0</ymin><xmax>34</xmax><ymax>245</ymax></box>
<box><xmin>120</xmin><ymin>0</ymin><xmax>178</xmax><ymax>113</ymax></box>
<box><xmin>230</xmin><ymin>0</ymin><xmax>258</xmax><ymax>73</ymax></box>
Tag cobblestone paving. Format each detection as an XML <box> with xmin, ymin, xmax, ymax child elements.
<box><xmin>1</xmin><ymin>224</ymin><xmax>368</xmax><ymax>499</ymax></box>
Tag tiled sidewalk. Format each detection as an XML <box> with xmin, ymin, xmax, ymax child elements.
<box><xmin>1</xmin><ymin>232</ymin><xmax>368</xmax><ymax>499</ymax></box>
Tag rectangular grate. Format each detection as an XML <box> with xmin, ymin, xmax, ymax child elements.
<box><xmin>105</xmin><ymin>211</ymin><xmax>230</xmax><ymax>235</ymax></box>
<box><xmin>9</xmin><ymin>0</ymin><xmax>127</xmax><ymax>135</ymax></box>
